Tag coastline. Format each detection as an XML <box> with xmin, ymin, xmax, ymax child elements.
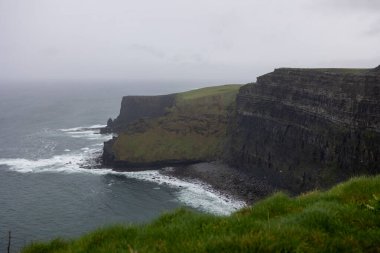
<box><xmin>99</xmin><ymin>157</ymin><xmax>276</xmax><ymax>205</ymax></box>
<box><xmin>161</xmin><ymin>162</ymin><xmax>275</xmax><ymax>205</ymax></box>
<box><xmin>100</xmin><ymin>131</ymin><xmax>275</xmax><ymax>205</ymax></box>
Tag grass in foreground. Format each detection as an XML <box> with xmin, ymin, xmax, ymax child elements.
<box><xmin>23</xmin><ymin>176</ymin><xmax>380</xmax><ymax>253</ymax></box>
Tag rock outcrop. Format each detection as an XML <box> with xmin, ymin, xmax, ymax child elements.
<box><xmin>101</xmin><ymin>94</ymin><xmax>176</xmax><ymax>133</ymax></box>
<box><xmin>225</xmin><ymin>67</ymin><xmax>380</xmax><ymax>193</ymax></box>
<box><xmin>101</xmin><ymin>85</ymin><xmax>241</xmax><ymax>169</ymax></box>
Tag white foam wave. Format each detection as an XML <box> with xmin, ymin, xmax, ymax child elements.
<box><xmin>120</xmin><ymin>170</ymin><xmax>246</xmax><ymax>215</ymax></box>
<box><xmin>59</xmin><ymin>124</ymin><xmax>111</xmax><ymax>141</ymax></box>
<box><xmin>60</xmin><ymin>124</ymin><xmax>106</xmax><ymax>132</ymax></box>
<box><xmin>0</xmin><ymin>152</ymin><xmax>245</xmax><ymax>215</ymax></box>
<box><xmin>0</xmin><ymin>149</ymin><xmax>101</xmax><ymax>174</ymax></box>
<box><xmin>0</xmin><ymin>124</ymin><xmax>245</xmax><ymax>215</ymax></box>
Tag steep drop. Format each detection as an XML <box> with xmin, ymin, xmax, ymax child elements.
<box><xmin>225</xmin><ymin>67</ymin><xmax>380</xmax><ymax>193</ymax></box>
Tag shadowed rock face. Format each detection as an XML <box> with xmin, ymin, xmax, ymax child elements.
<box><xmin>225</xmin><ymin>67</ymin><xmax>380</xmax><ymax>193</ymax></box>
<box><xmin>101</xmin><ymin>94</ymin><xmax>176</xmax><ymax>133</ymax></box>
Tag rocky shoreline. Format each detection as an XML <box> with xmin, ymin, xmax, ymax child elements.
<box><xmin>96</xmin><ymin>147</ymin><xmax>275</xmax><ymax>204</ymax></box>
<box><xmin>161</xmin><ymin>162</ymin><xmax>275</xmax><ymax>204</ymax></box>
<box><xmin>99</xmin><ymin>159</ymin><xmax>276</xmax><ymax>205</ymax></box>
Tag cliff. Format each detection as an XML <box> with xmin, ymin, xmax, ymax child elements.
<box><xmin>101</xmin><ymin>66</ymin><xmax>379</xmax><ymax>194</ymax></box>
<box><xmin>225</xmin><ymin>67</ymin><xmax>380</xmax><ymax>193</ymax></box>
<box><xmin>102</xmin><ymin>85</ymin><xmax>241</xmax><ymax>168</ymax></box>
<box><xmin>101</xmin><ymin>94</ymin><xmax>176</xmax><ymax>133</ymax></box>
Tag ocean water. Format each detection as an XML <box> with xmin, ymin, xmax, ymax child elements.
<box><xmin>0</xmin><ymin>82</ymin><xmax>245</xmax><ymax>252</ymax></box>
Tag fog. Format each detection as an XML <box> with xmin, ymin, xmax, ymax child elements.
<box><xmin>0</xmin><ymin>0</ymin><xmax>379</xmax><ymax>88</ymax></box>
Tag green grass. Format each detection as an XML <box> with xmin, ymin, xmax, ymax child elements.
<box><xmin>177</xmin><ymin>84</ymin><xmax>242</xmax><ymax>101</ymax></box>
<box><xmin>112</xmin><ymin>84</ymin><xmax>241</xmax><ymax>162</ymax></box>
<box><xmin>22</xmin><ymin>175</ymin><xmax>380</xmax><ymax>253</ymax></box>
<box><xmin>113</xmin><ymin>128</ymin><xmax>221</xmax><ymax>162</ymax></box>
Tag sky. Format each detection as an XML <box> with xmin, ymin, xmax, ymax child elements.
<box><xmin>0</xmin><ymin>0</ymin><xmax>379</xmax><ymax>85</ymax></box>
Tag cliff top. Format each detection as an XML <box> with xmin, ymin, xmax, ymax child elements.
<box><xmin>177</xmin><ymin>84</ymin><xmax>242</xmax><ymax>101</ymax></box>
<box><xmin>371</xmin><ymin>65</ymin><xmax>380</xmax><ymax>73</ymax></box>
<box><xmin>275</xmin><ymin>67</ymin><xmax>371</xmax><ymax>75</ymax></box>
<box><xmin>119</xmin><ymin>84</ymin><xmax>242</xmax><ymax>100</ymax></box>
<box><xmin>121</xmin><ymin>93</ymin><xmax>176</xmax><ymax>99</ymax></box>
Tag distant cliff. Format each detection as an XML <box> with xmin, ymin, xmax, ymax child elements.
<box><xmin>101</xmin><ymin>94</ymin><xmax>176</xmax><ymax>133</ymax></box>
<box><xmin>102</xmin><ymin>85</ymin><xmax>241</xmax><ymax>168</ymax></box>
<box><xmin>225</xmin><ymin>67</ymin><xmax>380</xmax><ymax>193</ymax></box>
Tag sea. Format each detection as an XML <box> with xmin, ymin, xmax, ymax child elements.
<box><xmin>0</xmin><ymin>81</ymin><xmax>245</xmax><ymax>252</ymax></box>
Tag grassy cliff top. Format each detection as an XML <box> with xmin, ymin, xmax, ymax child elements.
<box><xmin>112</xmin><ymin>84</ymin><xmax>241</xmax><ymax>162</ymax></box>
<box><xmin>22</xmin><ymin>175</ymin><xmax>380</xmax><ymax>253</ymax></box>
<box><xmin>177</xmin><ymin>84</ymin><xmax>242</xmax><ymax>101</ymax></box>
<box><xmin>276</xmin><ymin>67</ymin><xmax>371</xmax><ymax>75</ymax></box>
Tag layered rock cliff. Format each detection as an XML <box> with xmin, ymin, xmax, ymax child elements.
<box><xmin>101</xmin><ymin>67</ymin><xmax>379</xmax><ymax>193</ymax></box>
<box><xmin>225</xmin><ymin>67</ymin><xmax>380</xmax><ymax>193</ymax></box>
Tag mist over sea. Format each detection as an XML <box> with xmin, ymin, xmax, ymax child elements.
<box><xmin>0</xmin><ymin>81</ymin><xmax>244</xmax><ymax>252</ymax></box>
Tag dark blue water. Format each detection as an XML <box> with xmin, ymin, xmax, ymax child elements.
<box><xmin>0</xmin><ymin>82</ymin><xmax>244</xmax><ymax>252</ymax></box>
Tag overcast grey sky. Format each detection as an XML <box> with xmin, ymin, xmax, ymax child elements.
<box><xmin>0</xmin><ymin>0</ymin><xmax>379</xmax><ymax>84</ymax></box>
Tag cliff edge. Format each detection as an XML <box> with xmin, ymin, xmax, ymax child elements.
<box><xmin>101</xmin><ymin>94</ymin><xmax>176</xmax><ymax>133</ymax></box>
<box><xmin>225</xmin><ymin>67</ymin><xmax>380</xmax><ymax>193</ymax></box>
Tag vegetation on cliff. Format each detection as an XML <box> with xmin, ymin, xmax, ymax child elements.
<box><xmin>22</xmin><ymin>175</ymin><xmax>380</xmax><ymax>253</ymax></box>
<box><xmin>111</xmin><ymin>84</ymin><xmax>241</xmax><ymax>163</ymax></box>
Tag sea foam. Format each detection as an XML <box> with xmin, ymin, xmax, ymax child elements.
<box><xmin>0</xmin><ymin>155</ymin><xmax>245</xmax><ymax>215</ymax></box>
<box><xmin>121</xmin><ymin>170</ymin><xmax>246</xmax><ymax>215</ymax></box>
<box><xmin>60</xmin><ymin>124</ymin><xmax>112</xmax><ymax>141</ymax></box>
<box><xmin>0</xmin><ymin>124</ymin><xmax>246</xmax><ymax>215</ymax></box>
<box><xmin>60</xmin><ymin>124</ymin><xmax>106</xmax><ymax>132</ymax></box>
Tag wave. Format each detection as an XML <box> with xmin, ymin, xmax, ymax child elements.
<box><xmin>60</xmin><ymin>124</ymin><xmax>106</xmax><ymax>132</ymax></box>
<box><xmin>0</xmin><ymin>152</ymin><xmax>245</xmax><ymax>215</ymax></box>
<box><xmin>59</xmin><ymin>124</ymin><xmax>112</xmax><ymax>141</ymax></box>
<box><xmin>0</xmin><ymin>148</ymin><xmax>102</xmax><ymax>174</ymax></box>
<box><xmin>0</xmin><ymin>124</ymin><xmax>245</xmax><ymax>215</ymax></box>
<box><xmin>122</xmin><ymin>170</ymin><xmax>246</xmax><ymax>215</ymax></box>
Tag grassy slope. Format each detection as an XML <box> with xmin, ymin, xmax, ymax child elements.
<box><xmin>23</xmin><ymin>176</ymin><xmax>380</xmax><ymax>253</ymax></box>
<box><xmin>112</xmin><ymin>84</ymin><xmax>241</xmax><ymax>162</ymax></box>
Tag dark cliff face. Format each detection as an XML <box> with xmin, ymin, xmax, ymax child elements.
<box><xmin>101</xmin><ymin>94</ymin><xmax>176</xmax><ymax>166</ymax></box>
<box><xmin>225</xmin><ymin>67</ymin><xmax>380</xmax><ymax>193</ymax></box>
<box><xmin>102</xmin><ymin>94</ymin><xmax>176</xmax><ymax>133</ymax></box>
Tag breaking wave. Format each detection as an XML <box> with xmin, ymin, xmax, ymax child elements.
<box><xmin>59</xmin><ymin>124</ymin><xmax>112</xmax><ymax>141</ymax></box>
<box><xmin>60</xmin><ymin>124</ymin><xmax>106</xmax><ymax>132</ymax></box>
<box><xmin>0</xmin><ymin>124</ymin><xmax>246</xmax><ymax>215</ymax></box>
<box><xmin>122</xmin><ymin>170</ymin><xmax>246</xmax><ymax>215</ymax></box>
